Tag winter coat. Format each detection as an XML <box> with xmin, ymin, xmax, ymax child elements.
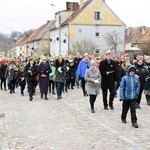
<box><xmin>99</xmin><ymin>59</ymin><xmax>118</xmax><ymax>90</ymax></box>
<box><xmin>144</xmin><ymin>75</ymin><xmax>150</xmax><ymax>91</ymax></box>
<box><xmin>120</xmin><ymin>65</ymin><xmax>140</xmax><ymax>100</ymax></box>
<box><xmin>38</xmin><ymin>62</ymin><xmax>51</xmax><ymax>94</ymax></box>
<box><xmin>135</xmin><ymin>64</ymin><xmax>147</xmax><ymax>87</ymax></box>
<box><xmin>144</xmin><ymin>63</ymin><xmax>150</xmax><ymax>91</ymax></box>
<box><xmin>76</xmin><ymin>60</ymin><xmax>91</xmax><ymax>78</ymax></box>
<box><xmin>24</xmin><ymin>62</ymin><xmax>38</xmax><ymax>80</ymax></box>
<box><xmin>49</xmin><ymin>65</ymin><xmax>56</xmax><ymax>81</ymax></box>
<box><xmin>84</xmin><ymin>68</ymin><xmax>101</xmax><ymax>95</ymax></box>
<box><xmin>18</xmin><ymin>71</ymin><xmax>26</xmax><ymax>86</ymax></box>
<box><xmin>6</xmin><ymin>67</ymin><xmax>15</xmax><ymax>81</ymax></box>
<box><xmin>0</xmin><ymin>64</ymin><xmax>7</xmax><ymax>78</ymax></box>
<box><xmin>54</xmin><ymin>59</ymin><xmax>67</xmax><ymax>83</ymax></box>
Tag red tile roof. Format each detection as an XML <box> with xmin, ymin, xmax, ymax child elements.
<box><xmin>16</xmin><ymin>33</ymin><xmax>32</xmax><ymax>46</ymax></box>
<box><xmin>126</xmin><ymin>27</ymin><xmax>150</xmax><ymax>44</ymax></box>
<box><xmin>27</xmin><ymin>21</ymin><xmax>55</xmax><ymax>43</ymax></box>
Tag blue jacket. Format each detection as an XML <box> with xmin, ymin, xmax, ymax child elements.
<box><xmin>120</xmin><ymin>65</ymin><xmax>140</xmax><ymax>100</ymax></box>
<box><xmin>76</xmin><ymin>60</ymin><xmax>91</xmax><ymax>78</ymax></box>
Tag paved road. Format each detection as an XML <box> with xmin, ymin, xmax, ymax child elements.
<box><xmin>0</xmin><ymin>87</ymin><xmax>150</xmax><ymax>150</ymax></box>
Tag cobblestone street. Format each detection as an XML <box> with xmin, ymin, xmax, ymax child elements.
<box><xmin>0</xmin><ymin>87</ymin><xmax>150</xmax><ymax>150</ymax></box>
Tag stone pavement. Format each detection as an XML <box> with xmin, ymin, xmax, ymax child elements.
<box><xmin>0</xmin><ymin>86</ymin><xmax>150</xmax><ymax>150</ymax></box>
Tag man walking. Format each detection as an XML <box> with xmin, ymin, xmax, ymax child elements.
<box><xmin>99</xmin><ymin>50</ymin><xmax>118</xmax><ymax>110</ymax></box>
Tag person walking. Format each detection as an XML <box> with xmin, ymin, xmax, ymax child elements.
<box><xmin>54</xmin><ymin>55</ymin><xmax>67</xmax><ymax>99</ymax></box>
<box><xmin>24</xmin><ymin>58</ymin><xmax>38</xmax><ymax>101</ymax></box>
<box><xmin>49</xmin><ymin>57</ymin><xmax>56</xmax><ymax>95</ymax></box>
<box><xmin>84</xmin><ymin>60</ymin><xmax>101</xmax><ymax>113</ymax></box>
<box><xmin>144</xmin><ymin>55</ymin><xmax>150</xmax><ymax>105</ymax></box>
<box><xmin>18</xmin><ymin>64</ymin><xmax>26</xmax><ymax>96</ymax></box>
<box><xmin>99</xmin><ymin>50</ymin><xmax>118</xmax><ymax>110</ymax></box>
<box><xmin>76</xmin><ymin>53</ymin><xmax>91</xmax><ymax>96</ymax></box>
<box><xmin>135</xmin><ymin>57</ymin><xmax>147</xmax><ymax>108</ymax></box>
<box><xmin>120</xmin><ymin>65</ymin><xmax>140</xmax><ymax>128</ymax></box>
<box><xmin>38</xmin><ymin>56</ymin><xmax>51</xmax><ymax>100</ymax></box>
<box><xmin>6</xmin><ymin>61</ymin><xmax>16</xmax><ymax>94</ymax></box>
<box><xmin>0</xmin><ymin>59</ymin><xmax>7</xmax><ymax>91</ymax></box>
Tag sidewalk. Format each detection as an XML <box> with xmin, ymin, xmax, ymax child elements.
<box><xmin>0</xmin><ymin>87</ymin><xmax>150</xmax><ymax>150</ymax></box>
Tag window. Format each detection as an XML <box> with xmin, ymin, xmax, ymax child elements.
<box><xmin>94</xmin><ymin>12</ymin><xmax>100</xmax><ymax>20</ymax></box>
<box><xmin>95</xmin><ymin>49</ymin><xmax>100</xmax><ymax>54</ymax></box>
<box><xmin>95</xmin><ymin>32</ymin><xmax>100</xmax><ymax>37</ymax></box>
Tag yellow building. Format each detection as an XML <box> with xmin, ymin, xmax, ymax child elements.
<box><xmin>50</xmin><ymin>0</ymin><xmax>125</xmax><ymax>56</ymax></box>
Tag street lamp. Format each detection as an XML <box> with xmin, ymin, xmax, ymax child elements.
<box><xmin>50</xmin><ymin>4</ymin><xmax>61</xmax><ymax>54</ymax></box>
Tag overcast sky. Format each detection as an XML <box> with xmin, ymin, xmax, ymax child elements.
<box><xmin>0</xmin><ymin>0</ymin><xmax>149</xmax><ymax>34</ymax></box>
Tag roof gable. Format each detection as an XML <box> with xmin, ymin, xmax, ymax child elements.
<box><xmin>63</xmin><ymin>0</ymin><xmax>124</xmax><ymax>26</ymax></box>
<box><xmin>27</xmin><ymin>21</ymin><xmax>55</xmax><ymax>42</ymax></box>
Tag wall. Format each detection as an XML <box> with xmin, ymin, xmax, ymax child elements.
<box><xmin>69</xmin><ymin>24</ymin><xmax>125</xmax><ymax>54</ymax></box>
<box><xmin>50</xmin><ymin>26</ymin><xmax>69</xmax><ymax>57</ymax></box>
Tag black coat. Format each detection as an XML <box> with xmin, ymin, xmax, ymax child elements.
<box><xmin>38</xmin><ymin>62</ymin><xmax>51</xmax><ymax>94</ymax></box>
<box><xmin>99</xmin><ymin>59</ymin><xmax>118</xmax><ymax>89</ymax></box>
<box><xmin>24</xmin><ymin>62</ymin><xmax>38</xmax><ymax>80</ymax></box>
<box><xmin>0</xmin><ymin>64</ymin><xmax>7</xmax><ymax>78</ymax></box>
<box><xmin>136</xmin><ymin>64</ymin><xmax>147</xmax><ymax>87</ymax></box>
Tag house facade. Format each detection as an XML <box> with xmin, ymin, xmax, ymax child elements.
<box><xmin>26</xmin><ymin>21</ymin><xmax>54</xmax><ymax>57</ymax></box>
<box><xmin>50</xmin><ymin>0</ymin><xmax>125</xmax><ymax>57</ymax></box>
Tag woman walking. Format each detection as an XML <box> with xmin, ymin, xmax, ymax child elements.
<box><xmin>54</xmin><ymin>55</ymin><xmax>67</xmax><ymax>99</ymax></box>
<box><xmin>84</xmin><ymin>60</ymin><xmax>101</xmax><ymax>113</ymax></box>
<box><xmin>38</xmin><ymin>56</ymin><xmax>51</xmax><ymax>100</ymax></box>
<box><xmin>24</xmin><ymin>58</ymin><xmax>38</xmax><ymax>101</ymax></box>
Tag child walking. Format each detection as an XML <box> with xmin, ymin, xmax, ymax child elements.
<box><xmin>120</xmin><ymin>65</ymin><xmax>140</xmax><ymax>128</ymax></box>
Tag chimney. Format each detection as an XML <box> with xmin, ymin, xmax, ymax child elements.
<box><xmin>66</xmin><ymin>2</ymin><xmax>79</xmax><ymax>11</ymax></box>
<box><xmin>140</xmin><ymin>26</ymin><xmax>146</xmax><ymax>35</ymax></box>
<box><xmin>126</xmin><ymin>27</ymin><xmax>131</xmax><ymax>37</ymax></box>
<box><xmin>80</xmin><ymin>0</ymin><xmax>84</xmax><ymax>8</ymax></box>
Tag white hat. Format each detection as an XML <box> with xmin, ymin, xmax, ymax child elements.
<box><xmin>84</xmin><ymin>53</ymin><xmax>88</xmax><ymax>56</ymax></box>
<box><xmin>144</xmin><ymin>55</ymin><xmax>150</xmax><ymax>60</ymax></box>
<box><xmin>106</xmin><ymin>50</ymin><xmax>111</xmax><ymax>54</ymax></box>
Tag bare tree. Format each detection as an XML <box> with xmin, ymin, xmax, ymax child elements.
<box><xmin>72</xmin><ymin>39</ymin><xmax>97</xmax><ymax>55</ymax></box>
<box><xmin>104</xmin><ymin>31</ymin><xmax>123</xmax><ymax>54</ymax></box>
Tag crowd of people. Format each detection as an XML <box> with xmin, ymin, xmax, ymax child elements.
<box><xmin>0</xmin><ymin>51</ymin><xmax>150</xmax><ymax>128</ymax></box>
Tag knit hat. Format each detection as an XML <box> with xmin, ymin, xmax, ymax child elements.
<box><xmin>2</xmin><ymin>59</ymin><xmax>7</xmax><ymax>65</ymax></box>
<box><xmin>136</xmin><ymin>55</ymin><xmax>144</xmax><ymax>61</ymax></box>
<box><xmin>129</xmin><ymin>67</ymin><xmax>136</xmax><ymax>73</ymax></box>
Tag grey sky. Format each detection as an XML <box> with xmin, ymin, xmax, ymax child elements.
<box><xmin>0</xmin><ymin>0</ymin><xmax>149</xmax><ymax>34</ymax></box>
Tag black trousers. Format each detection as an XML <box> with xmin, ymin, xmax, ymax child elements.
<box><xmin>102</xmin><ymin>88</ymin><xmax>115</xmax><ymax>107</ymax></box>
<box><xmin>20</xmin><ymin>85</ymin><xmax>26</xmax><ymax>95</ymax></box>
<box><xmin>27</xmin><ymin>79</ymin><xmax>35</xmax><ymax>98</ymax></box>
<box><xmin>121</xmin><ymin>99</ymin><xmax>137</xmax><ymax>123</ymax></box>
<box><xmin>1</xmin><ymin>77</ymin><xmax>6</xmax><ymax>89</ymax></box>
<box><xmin>136</xmin><ymin>86</ymin><xmax>144</xmax><ymax>105</ymax></box>
<box><xmin>9</xmin><ymin>80</ymin><xmax>15</xmax><ymax>93</ymax></box>
<box><xmin>81</xmin><ymin>77</ymin><xmax>86</xmax><ymax>95</ymax></box>
<box><xmin>89</xmin><ymin>95</ymin><xmax>97</xmax><ymax>110</ymax></box>
<box><xmin>49</xmin><ymin>80</ymin><xmax>55</xmax><ymax>92</ymax></box>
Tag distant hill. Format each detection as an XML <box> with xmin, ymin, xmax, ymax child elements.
<box><xmin>0</xmin><ymin>33</ymin><xmax>12</xmax><ymax>52</ymax></box>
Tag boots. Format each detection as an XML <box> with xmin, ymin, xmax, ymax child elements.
<box><xmin>91</xmin><ymin>109</ymin><xmax>95</xmax><ymax>113</ymax></box>
<box><xmin>146</xmin><ymin>95</ymin><xmax>150</xmax><ymax>105</ymax></box>
<box><xmin>41</xmin><ymin>94</ymin><xmax>43</xmax><ymax>98</ymax></box>
<box><xmin>132</xmin><ymin>122</ymin><xmax>139</xmax><ymax>128</ymax></box>
<box><xmin>45</xmin><ymin>94</ymin><xmax>48</xmax><ymax>100</ymax></box>
<box><xmin>52</xmin><ymin>90</ymin><xmax>55</xmax><ymax>95</ymax></box>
